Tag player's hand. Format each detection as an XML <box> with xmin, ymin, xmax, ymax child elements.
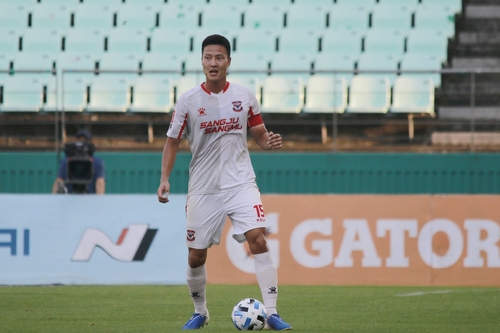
<box><xmin>157</xmin><ymin>181</ymin><xmax>170</xmax><ymax>203</ymax></box>
<box><xmin>267</xmin><ymin>131</ymin><xmax>282</xmax><ymax>150</ymax></box>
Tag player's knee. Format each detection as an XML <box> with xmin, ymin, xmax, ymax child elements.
<box><xmin>188</xmin><ymin>250</ymin><xmax>207</xmax><ymax>268</ymax></box>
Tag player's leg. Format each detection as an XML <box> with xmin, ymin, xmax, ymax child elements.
<box><xmin>183</xmin><ymin>247</ymin><xmax>210</xmax><ymax>330</ymax></box>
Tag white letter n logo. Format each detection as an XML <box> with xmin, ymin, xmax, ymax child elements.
<box><xmin>72</xmin><ymin>224</ymin><xmax>157</xmax><ymax>262</ymax></box>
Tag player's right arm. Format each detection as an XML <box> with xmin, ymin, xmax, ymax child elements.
<box><xmin>157</xmin><ymin>136</ymin><xmax>182</xmax><ymax>203</ymax></box>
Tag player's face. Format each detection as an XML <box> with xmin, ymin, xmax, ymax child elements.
<box><xmin>202</xmin><ymin>44</ymin><xmax>231</xmax><ymax>83</ymax></box>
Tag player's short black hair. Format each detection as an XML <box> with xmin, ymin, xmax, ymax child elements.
<box><xmin>201</xmin><ymin>34</ymin><xmax>231</xmax><ymax>58</ymax></box>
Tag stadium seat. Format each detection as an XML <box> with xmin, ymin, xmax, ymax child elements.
<box><xmin>399</xmin><ymin>54</ymin><xmax>442</xmax><ymax>86</ymax></box>
<box><xmin>285</xmin><ymin>4</ymin><xmax>329</xmax><ymax>30</ymax></box>
<box><xmin>303</xmin><ymin>75</ymin><xmax>347</xmax><ymax>113</ymax></box>
<box><xmin>389</xmin><ymin>76</ymin><xmax>435</xmax><ymax>115</ymax></box>
<box><xmin>173</xmin><ymin>76</ymin><xmax>203</xmax><ymax>102</ymax></box>
<box><xmin>163</xmin><ymin>0</ymin><xmax>207</xmax><ymax>5</ymax></box>
<box><xmin>124</xmin><ymin>0</ymin><xmax>168</xmax><ymax>4</ymax></box>
<box><xmin>0</xmin><ymin>4</ymin><xmax>30</xmax><ymax>29</ymax></box>
<box><xmin>406</xmin><ymin>29</ymin><xmax>449</xmax><ymax>58</ymax></box>
<box><xmin>57</xmin><ymin>53</ymin><xmax>96</xmax><ymax>79</ymax></box>
<box><xmin>250</xmin><ymin>0</ymin><xmax>291</xmax><ymax>5</ymax></box>
<box><xmin>278</xmin><ymin>29</ymin><xmax>320</xmax><ymax>56</ymax></box>
<box><xmin>294</xmin><ymin>0</ymin><xmax>336</xmax><ymax>5</ymax></box>
<box><xmin>129</xmin><ymin>76</ymin><xmax>173</xmax><ymax>113</ymax></box>
<box><xmin>209</xmin><ymin>0</ymin><xmax>250</xmax><ymax>6</ymax></box>
<box><xmin>30</xmin><ymin>4</ymin><xmax>73</xmax><ymax>29</ymax></box>
<box><xmin>370</xmin><ymin>4</ymin><xmax>413</xmax><ymax>31</ymax></box>
<box><xmin>328</xmin><ymin>4</ymin><xmax>370</xmax><ymax>30</ymax></box>
<box><xmin>141</xmin><ymin>53</ymin><xmax>183</xmax><ymax>81</ymax></box>
<box><xmin>149</xmin><ymin>28</ymin><xmax>191</xmax><ymax>54</ymax></box>
<box><xmin>192</xmin><ymin>28</ymin><xmax>234</xmax><ymax>52</ymax></box>
<box><xmin>414</xmin><ymin>5</ymin><xmax>457</xmax><ymax>36</ymax></box>
<box><xmin>183</xmin><ymin>52</ymin><xmax>204</xmax><ymax>77</ymax></box>
<box><xmin>421</xmin><ymin>0</ymin><xmax>462</xmax><ymax>12</ymax></box>
<box><xmin>356</xmin><ymin>53</ymin><xmax>399</xmax><ymax>84</ymax></box>
<box><xmin>321</xmin><ymin>29</ymin><xmax>363</xmax><ymax>56</ymax></box>
<box><xmin>0</xmin><ymin>0</ymin><xmax>37</xmax><ymax>4</ymax></box>
<box><xmin>158</xmin><ymin>4</ymin><xmax>200</xmax><ymax>29</ymax></box>
<box><xmin>0</xmin><ymin>29</ymin><xmax>20</xmax><ymax>54</ymax></box>
<box><xmin>0</xmin><ymin>53</ymin><xmax>12</xmax><ymax>82</ymax></box>
<box><xmin>234</xmin><ymin>29</ymin><xmax>277</xmax><ymax>55</ymax></box>
<box><xmin>270</xmin><ymin>53</ymin><xmax>312</xmax><ymax>81</ymax></box>
<box><xmin>313</xmin><ymin>53</ymin><xmax>356</xmax><ymax>83</ymax></box>
<box><xmin>334</xmin><ymin>0</ymin><xmax>376</xmax><ymax>6</ymax></box>
<box><xmin>226</xmin><ymin>74</ymin><xmax>261</xmax><ymax>97</ymax></box>
<box><xmin>106</xmin><ymin>28</ymin><xmax>149</xmax><ymax>54</ymax></box>
<box><xmin>14</xmin><ymin>53</ymin><xmax>55</xmax><ymax>79</ymax></box>
<box><xmin>261</xmin><ymin>76</ymin><xmax>304</xmax><ymax>114</ymax></box>
<box><xmin>80</xmin><ymin>0</ymin><xmax>124</xmax><ymax>5</ymax></box>
<box><xmin>21</xmin><ymin>29</ymin><xmax>62</xmax><ymax>53</ymax></box>
<box><xmin>243</xmin><ymin>4</ymin><xmax>285</xmax><ymax>30</ymax></box>
<box><xmin>0</xmin><ymin>75</ymin><xmax>43</xmax><ymax>112</ymax></box>
<box><xmin>40</xmin><ymin>0</ymin><xmax>80</xmax><ymax>4</ymax></box>
<box><xmin>64</xmin><ymin>28</ymin><xmax>105</xmax><ymax>55</ymax></box>
<box><xmin>229</xmin><ymin>52</ymin><xmax>268</xmax><ymax>79</ymax></box>
<box><xmin>200</xmin><ymin>5</ymin><xmax>243</xmax><ymax>30</ymax></box>
<box><xmin>116</xmin><ymin>4</ymin><xmax>159</xmax><ymax>30</ymax></box>
<box><xmin>73</xmin><ymin>4</ymin><xmax>116</xmax><ymax>29</ymax></box>
<box><xmin>98</xmin><ymin>53</ymin><xmax>140</xmax><ymax>79</ymax></box>
<box><xmin>86</xmin><ymin>75</ymin><xmax>130</xmax><ymax>112</ymax></box>
<box><xmin>363</xmin><ymin>29</ymin><xmax>405</xmax><ymax>56</ymax></box>
<box><xmin>346</xmin><ymin>76</ymin><xmax>391</xmax><ymax>114</ymax></box>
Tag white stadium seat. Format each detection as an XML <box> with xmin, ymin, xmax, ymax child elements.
<box><xmin>346</xmin><ymin>75</ymin><xmax>391</xmax><ymax>114</ymax></box>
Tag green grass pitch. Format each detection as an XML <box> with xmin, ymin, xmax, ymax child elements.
<box><xmin>1</xmin><ymin>285</ymin><xmax>499</xmax><ymax>332</ymax></box>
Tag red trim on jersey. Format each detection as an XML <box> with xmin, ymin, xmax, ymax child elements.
<box><xmin>248</xmin><ymin>107</ymin><xmax>263</xmax><ymax>128</ymax></box>
<box><xmin>177</xmin><ymin>113</ymin><xmax>188</xmax><ymax>139</ymax></box>
<box><xmin>201</xmin><ymin>81</ymin><xmax>230</xmax><ymax>94</ymax></box>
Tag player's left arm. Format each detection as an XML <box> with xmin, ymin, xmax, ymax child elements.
<box><xmin>249</xmin><ymin>124</ymin><xmax>282</xmax><ymax>150</ymax></box>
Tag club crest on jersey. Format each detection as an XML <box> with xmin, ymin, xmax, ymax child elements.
<box><xmin>232</xmin><ymin>101</ymin><xmax>243</xmax><ymax>112</ymax></box>
<box><xmin>186</xmin><ymin>229</ymin><xmax>196</xmax><ymax>241</ymax></box>
<box><xmin>198</xmin><ymin>107</ymin><xmax>206</xmax><ymax>116</ymax></box>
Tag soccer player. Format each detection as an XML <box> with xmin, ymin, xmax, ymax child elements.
<box><xmin>157</xmin><ymin>34</ymin><xmax>292</xmax><ymax>331</ymax></box>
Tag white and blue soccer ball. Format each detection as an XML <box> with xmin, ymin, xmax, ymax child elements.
<box><xmin>231</xmin><ymin>298</ymin><xmax>268</xmax><ymax>331</ymax></box>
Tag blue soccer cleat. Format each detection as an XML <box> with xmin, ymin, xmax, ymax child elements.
<box><xmin>182</xmin><ymin>313</ymin><xmax>210</xmax><ymax>330</ymax></box>
<box><xmin>265</xmin><ymin>313</ymin><xmax>292</xmax><ymax>331</ymax></box>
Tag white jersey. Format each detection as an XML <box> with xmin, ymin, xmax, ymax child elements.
<box><xmin>167</xmin><ymin>81</ymin><xmax>264</xmax><ymax>195</ymax></box>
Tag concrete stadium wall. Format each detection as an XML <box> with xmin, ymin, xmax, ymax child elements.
<box><xmin>1</xmin><ymin>152</ymin><xmax>500</xmax><ymax>194</ymax></box>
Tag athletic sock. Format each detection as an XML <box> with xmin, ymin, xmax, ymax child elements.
<box><xmin>253</xmin><ymin>251</ymin><xmax>278</xmax><ymax>315</ymax></box>
<box><xmin>186</xmin><ymin>264</ymin><xmax>208</xmax><ymax>315</ymax></box>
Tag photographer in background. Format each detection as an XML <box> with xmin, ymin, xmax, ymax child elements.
<box><xmin>52</xmin><ymin>129</ymin><xmax>106</xmax><ymax>194</ymax></box>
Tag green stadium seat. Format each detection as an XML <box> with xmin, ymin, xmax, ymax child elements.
<box><xmin>125</xmin><ymin>0</ymin><xmax>170</xmax><ymax>5</ymax></box>
<box><xmin>0</xmin><ymin>4</ymin><xmax>30</xmax><ymax>29</ymax></box>
<box><xmin>40</xmin><ymin>0</ymin><xmax>80</xmax><ymax>4</ymax></box>
<box><xmin>321</xmin><ymin>29</ymin><xmax>363</xmax><ymax>56</ymax></box>
<box><xmin>243</xmin><ymin>4</ymin><xmax>285</xmax><ymax>30</ymax></box>
<box><xmin>64</xmin><ymin>28</ymin><xmax>105</xmax><ymax>55</ymax></box>
<box><xmin>98</xmin><ymin>53</ymin><xmax>140</xmax><ymax>79</ymax></box>
<box><xmin>116</xmin><ymin>4</ymin><xmax>159</xmax><ymax>30</ymax></box>
<box><xmin>86</xmin><ymin>75</ymin><xmax>130</xmax><ymax>112</ymax></box>
<box><xmin>261</xmin><ymin>76</ymin><xmax>304</xmax><ymax>114</ymax></box>
<box><xmin>21</xmin><ymin>28</ymin><xmax>62</xmax><ymax>53</ymax></box>
<box><xmin>141</xmin><ymin>53</ymin><xmax>183</xmax><ymax>81</ymax></box>
<box><xmin>183</xmin><ymin>52</ymin><xmax>204</xmax><ymax>76</ymax></box>
<box><xmin>14</xmin><ymin>52</ymin><xmax>55</xmax><ymax>78</ymax></box>
<box><xmin>329</xmin><ymin>5</ymin><xmax>370</xmax><ymax>30</ymax></box>
<box><xmin>421</xmin><ymin>0</ymin><xmax>462</xmax><ymax>12</ymax></box>
<box><xmin>363</xmin><ymin>29</ymin><xmax>406</xmax><ymax>56</ymax></box>
<box><xmin>370</xmin><ymin>4</ymin><xmax>413</xmax><ymax>31</ymax></box>
<box><xmin>406</xmin><ymin>29</ymin><xmax>448</xmax><ymax>58</ymax></box>
<box><xmin>149</xmin><ymin>28</ymin><xmax>191</xmax><ymax>54</ymax></box>
<box><xmin>107</xmin><ymin>28</ymin><xmax>149</xmax><ymax>54</ymax></box>
<box><xmin>270</xmin><ymin>53</ymin><xmax>312</xmax><ymax>81</ymax></box>
<box><xmin>285</xmin><ymin>4</ymin><xmax>329</xmax><ymax>30</ymax></box>
<box><xmin>389</xmin><ymin>76</ymin><xmax>434</xmax><ymax>115</ymax></box>
<box><xmin>251</xmin><ymin>0</ymin><xmax>291</xmax><ymax>5</ymax></box>
<box><xmin>80</xmin><ymin>0</ymin><xmax>124</xmax><ymax>5</ymax></box>
<box><xmin>31</xmin><ymin>4</ymin><xmax>73</xmax><ymax>29</ymax></box>
<box><xmin>209</xmin><ymin>0</ymin><xmax>250</xmax><ymax>5</ymax></box>
<box><xmin>0</xmin><ymin>29</ymin><xmax>20</xmax><ymax>54</ymax></box>
<box><xmin>0</xmin><ymin>75</ymin><xmax>43</xmax><ymax>112</ymax></box>
<box><xmin>346</xmin><ymin>75</ymin><xmax>391</xmax><ymax>114</ymax></box>
<box><xmin>303</xmin><ymin>75</ymin><xmax>347</xmax><ymax>113</ymax></box>
<box><xmin>356</xmin><ymin>53</ymin><xmax>399</xmax><ymax>84</ymax></box>
<box><xmin>0</xmin><ymin>0</ymin><xmax>37</xmax><ymax>5</ymax></box>
<box><xmin>414</xmin><ymin>4</ymin><xmax>457</xmax><ymax>36</ymax></box>
<box><xmin>129</xmin><ymin>76</ymin><xmax>173</xmax><ymax>113</ymax></box>
<box><xmin>173</xmin><ymin>76</ymin><xmax>204</xmax><ymax>101</ymax></box>
<box><xmin>57</xmin><ymin>52</ymin><xmax>96</xmax><ymax>79</ymax></box>
<box><xmin>158</xmin><ymin>4</ymin><xmax>199</xmax><ymax>29</ymax></box>
<box><xmin>234</xmin><ymin>29</ymin><xmax>277</xmax><ymax>55</ymax></box>
<box><xmin>294</xmin><ymin>0</ymin><xmax>335</xmax><ymax>5</ymax></box>
<box><xmin>0</xmin><ymin>53</ymin><xmax>11</xmax><ymax>82</ymax></box>
<box><xmin>227</xmin><ymin>74</ymin><xmax>261</xmax><ymax>97</ymax></box>
<box><xmin>313</xmin><ymin>53</ymin><xmax>356</xmax><ymax>83</ymax></box>
<box><xmin>73</xmin><ymin>4</ymin><xmax>116</xmax><ymax>29</ymax></box>
<box><xmin>399</xmin><ymin>53</ymin><xmax>442</xmax><ymax>86</ymax></box>
<box><xmin>200</xmin><ymin>5</ymin><xmax>243</xmax><ymax>30</ymax></box>
<box><xmin>229</xmin><ymin>52</ymin><xmax>268</xmax><ymax>81</ymax></box>
<box><xmin>278</xmin><ymin>29</ymin><xmax>320</xmax><ymax>56</ymax></box>
<box><xmin>163</xmin><ymin>0</ymin><xmax>207</xmax><ymax>5</ymax></box>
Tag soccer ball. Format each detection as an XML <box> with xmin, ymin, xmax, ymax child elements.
<box><xmin>231</xmin><ymin>298</ymin><xmax>268</xmax><ymax>331</ymax></box>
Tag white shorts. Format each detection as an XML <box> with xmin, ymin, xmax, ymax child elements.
<box><xmin>185</xmin><ymin>184</ymin><xmax>267</xmax><ymax>249</ymax></box>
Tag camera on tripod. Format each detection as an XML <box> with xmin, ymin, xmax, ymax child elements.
<box><xmin>63</xmin><ymin>141</ymin><xmax>95</xmax><ymax>194</ymax></box>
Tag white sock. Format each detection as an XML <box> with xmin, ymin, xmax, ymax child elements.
<box><xmin>254</xmin><ymin>251</ymin><xmax>278</xmax><ymax>315</ymax></box>
<box><xmin>186</xmin><ymin>265</ymin><xmax>208</xmax><ymax>315</ymax></box>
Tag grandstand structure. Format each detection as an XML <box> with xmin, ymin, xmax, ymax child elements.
<box><xmin>0</xmin><ymin>0</ymin><xmax>497</xmax><ymax>151</ymax></box>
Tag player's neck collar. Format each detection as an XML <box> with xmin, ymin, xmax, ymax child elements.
<box><xmin>201</xmin><ymin>81</ymin><xmax>230</xmax><ymax>95</ymax></box>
